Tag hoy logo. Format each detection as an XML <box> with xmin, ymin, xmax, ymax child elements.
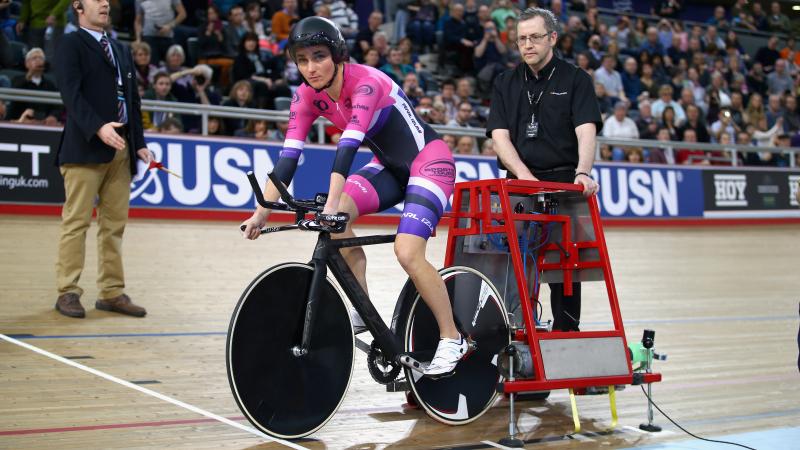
<box><xmin>713</xmin><ymin>174</ymin><xmax>747</xmax><ymax>207</ymax></box>
<box><xmin>789</xmin><ymin>175</ymin><xmax>800</xmax><ymax>207</ymax></box>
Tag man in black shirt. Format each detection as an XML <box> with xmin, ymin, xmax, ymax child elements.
<box><xmin>754</xmin><ymin>36</ymin><xmax>780</xmax><ymax>73</ymax></box>
<box><xmin>486</xmin><ymin>7</ymin><xmax>602</xmax><ymax>332</ymax></box>
<box><xmin>353</xmin><ymin>10</ymin><xmax>382</xmax><ymax>63</ymax></box>
<box><xmin>678</xmin><ymin>104</ymin><xmax>710</xmax><ymax>143</ymax></box>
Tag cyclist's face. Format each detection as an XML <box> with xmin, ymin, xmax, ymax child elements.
<box><xmin>295</xmin><ymin>46</ymin><xmax>335</xmax><ymax>89</ymax></box>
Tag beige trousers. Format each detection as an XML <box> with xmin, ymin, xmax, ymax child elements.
<box><xmin>56</xmin><ymin>147</ymin><xmax>132</xmax><ymax>300</ymax></box>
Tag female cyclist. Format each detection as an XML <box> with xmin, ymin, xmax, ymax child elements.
<box><xmin>240</xmin><ymin>17</ymin><xmax>465</xmax><ymax>377</ymax></box>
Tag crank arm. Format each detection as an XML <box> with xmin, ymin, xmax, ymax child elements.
<box><xmin>355</xmin><ymin>337</ymin><xmax>371</xmax><ymax>354</ymax></box>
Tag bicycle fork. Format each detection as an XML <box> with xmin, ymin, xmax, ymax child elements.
<box><xmin>292</xmin><ymin>257</ymin><xmax>328</xmax><ymax>357</ymax></box>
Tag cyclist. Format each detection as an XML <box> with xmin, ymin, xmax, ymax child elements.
<box><xmin>240</xmin><ymin>17</ymin><xmax>466</xmax><ymax>377</ymax></box>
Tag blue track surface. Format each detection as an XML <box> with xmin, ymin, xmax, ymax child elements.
<box><xmin>624</xmin><ymin>426</ymin><xmax>800</xmax><ymax>450</ymax></box>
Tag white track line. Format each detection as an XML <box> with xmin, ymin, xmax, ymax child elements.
<box><xmin>623</xmin><ymin>425</ymin><xmax>676</xmax><ymax>436</ymax></box>
<box><xmin>1</xmin><ymin>334</ymin><xmax>308</xmax><ymax>450</ymax></box>
<box><xmin>481</xmin><ymin>440</ymin><xmax>519</xmax><ymax>449</ymax></box>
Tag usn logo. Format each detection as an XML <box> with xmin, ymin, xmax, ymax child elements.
<box><xmin>595</xmin><ymin>167</ymin><xmax>680</xmax><ymax>216</ymax></box>
<box><xmin>421</xmin><ymin>159</ymin><xmax>456</xmax><ymax>181</ymax></box>
<box><xmin>713</xmin><ymin>173</ymin><xmax>747</xmax><ymax>207</ymax></box>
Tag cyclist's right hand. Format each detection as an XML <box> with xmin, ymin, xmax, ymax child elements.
<box><xmin>241</xmin><ymin>211</ymin><xmax>268</xmax><ymax>240</ymax></box>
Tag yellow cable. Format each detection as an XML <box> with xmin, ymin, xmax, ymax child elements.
<box><xmin>608</xmin><ymin>385</ymin><xmax>618</xmax><ymax>430</ymax></box>
<box><xmin>569</xmin><ymin>388</ymin><xmax>581</xmax><ymax>434</ymax></box>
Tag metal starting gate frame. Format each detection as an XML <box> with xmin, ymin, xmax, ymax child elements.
<box><xmin>444</xmin><ymin>179</ymin><xmax>662</xmax><ymax>441</ymax></box>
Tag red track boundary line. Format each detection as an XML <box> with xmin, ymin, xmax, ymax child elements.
<box><xmin>0</xmin><ymin>416</ymin><xmax>246</xmax><ymax>436</ymax></box>
<box><xmin>0</xmin><ymin>403</ymin><xmax>412</xmax><ymax>436</ymax></box>
<box><xmin>3</xmin><ymin>203</ymin><xmax>800</xmax><ymax>227</ymax></box>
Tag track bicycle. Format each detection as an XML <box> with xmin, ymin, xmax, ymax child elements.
<box><xmin>226</xmin><ymin>171</ymin><xmax>511</xmax><ymax>439</ymax></box>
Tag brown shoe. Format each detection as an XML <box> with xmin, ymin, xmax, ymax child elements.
<box><xmin>96</xmin><ymin>294</ymin><xmax>146</xmax><ymax>317</ymax></box>
<box><xmin>56</xmin><ymin>293</ymin><xmax>85</xmax><ymax>318</ymax></box>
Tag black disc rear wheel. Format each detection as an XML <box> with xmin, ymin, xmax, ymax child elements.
<box><xmin>227</xmin><ymin>263</ymin><xmax>354</xmax><ymax>438</ymax></box>
<box><xmin>404</xmin><ymin>266</ymin><xmax>509</xmax><ymax>425</ymax></box>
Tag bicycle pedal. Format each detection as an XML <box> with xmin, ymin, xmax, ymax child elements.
<box><xmin>398</xmin><ymin>354</ymin><xmax>428</xmax><ymax>374</ymax></box>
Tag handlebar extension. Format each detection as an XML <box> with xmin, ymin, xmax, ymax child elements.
<box><xmin>243</xmin><ymin>171</ymin><xmax>350</xmax><ymax>234</ymax></box>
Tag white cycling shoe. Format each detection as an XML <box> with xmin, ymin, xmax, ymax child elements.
<box><xmin>423</xmin><ymin>334</ymin><xmax>469</xmax><ymax>378</ymax></box>
<box><xmin>349</xmin><ymin>308</ymin><xmax>367</xmax><ymax>335</ymax></box>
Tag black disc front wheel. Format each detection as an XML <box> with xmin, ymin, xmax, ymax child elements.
<box><xmin>227</xmin><ymin>263</ymin><xmax>354</xmax><ymax>439</ymax></box>
<box><xmin>404</xmin><ymin>266</ymin><xmax>510</xmax><ymax>425</ymax></box>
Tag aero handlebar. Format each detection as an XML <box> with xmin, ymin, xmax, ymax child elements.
<box><xmin>242</xmin><ymin>171</ymin><xmax>350</xmax><ymax>234</ymax></box>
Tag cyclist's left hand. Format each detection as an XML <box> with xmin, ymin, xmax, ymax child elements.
<box><xmin>320</xmin><ymin>205</ymin><xmax>336</xmax><ymax>223</ymax></box>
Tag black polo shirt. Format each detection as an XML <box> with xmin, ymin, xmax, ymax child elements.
<box><xmin>486</xmin><ymin>56</ymin><xmax>602</xmax><ymax>172</ymax></box>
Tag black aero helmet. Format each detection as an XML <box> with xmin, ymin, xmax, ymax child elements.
<box><xmin>288</xmin><ymin>17</ymin><xmax>348</xmax><ymax>63</ymax></box>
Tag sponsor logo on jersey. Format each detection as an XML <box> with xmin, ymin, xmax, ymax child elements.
<box><xmin>313</xmin><ymin>99</ymin><xmax>329</xmax><ymax>112</ymax></box>
<box><xmin>401</xmin><ymin>212</ymin><xmax>433</xmax><ymax>231</ymax></box>
<box><xmin>355</xmin><ymin>84</ymin><xmax>375</xmax><ymax>96</ymax></box>
<box><xmin>292</xmin><ymin>92</ymin><xmax>301</xmax><ymax>103</ymax></box>
<box><xmin>347</xmin><ymin>178</ymin><xmax>369</xmax><ymax>194</ymax></box>
<box><xmin>399</xmin><ymin>101</ymin><xmax>422</xmax><ymax>134</ymax></box>
<box><xmin>421</xmin><ymin>159</ymin><xmax>456</xmax><ymax>181</ymax></box>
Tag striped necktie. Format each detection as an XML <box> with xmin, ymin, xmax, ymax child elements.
<box><xmin>100</xmin><ymin>35</ymin><xmax>126</xmax><ymax>123</ymax></box>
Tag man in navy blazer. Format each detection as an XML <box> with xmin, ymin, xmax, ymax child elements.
<box><xmin>54</xmin><ymin>0</ymin><xmax>154</xmax><ymax>318</ymax></box>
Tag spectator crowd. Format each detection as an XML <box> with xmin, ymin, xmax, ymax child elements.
<box><xmin>1</xmin><ymin>0</ymin><xmax>799</xmax><ymax>166</ymax></box>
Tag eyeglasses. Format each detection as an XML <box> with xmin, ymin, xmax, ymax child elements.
<box><xmin>516</xmin><ymin>33</ymin><xmax>551</xmax><ymax>45</ymax></box>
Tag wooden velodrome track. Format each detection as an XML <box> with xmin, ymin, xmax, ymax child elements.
<box><xmin>1</xmin><ymin>215</ymin><xmax>798</xmax><ymax>449</ymax></box>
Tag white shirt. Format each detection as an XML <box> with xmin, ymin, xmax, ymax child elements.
<box><xmin>710</xmin><ymin>120</ymin><xmax>737</xmax><ymax>143</ymax></box>
<box><xmin>81</xmin><ymin>27</ymin><xmax>122</xmax><ymax>84</ymax></box>
<box><xmin>594</xmin><ymin>66</ymin><xmax>624</xmax><ymax>97</ymax></box>
<box><xmin>602</xmin><ymin>115</ymin><xmax>639</xmax><ymax>140</ymax></box>
<box><xmin>82</xmin><ymin>27</ymin><xmax>128</xmax><ymax>123</ymax></box>
<box><xmin>651</xmin><ymin>99</ymin><xmax>686</xmax><ymax>125</ymax></box>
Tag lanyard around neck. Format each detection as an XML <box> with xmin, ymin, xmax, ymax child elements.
<box><xmin>525</xmin><ymin>65</ymin><xmax>556</xmax><ymax>107</ymax></box>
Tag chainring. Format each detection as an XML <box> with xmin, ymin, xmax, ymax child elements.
<box><xmin>367</xmin><ymin>340</ymin><xmax>401</xmax><ymax>384</ymax></box>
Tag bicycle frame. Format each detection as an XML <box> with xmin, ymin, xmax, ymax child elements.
<box><xmin>232</xmin><ymin>172</ymin><xmax>511</xmax><ymax>438</ymax></box>
<box><xmin>245</xmin><ymin>170</ymin><xmax>403</xmax><ymax>360</ymax></box>
<box><xmin>302</xmin><ymin>231</ymin><xmax>403</xmax><ymax>359</ymax></box>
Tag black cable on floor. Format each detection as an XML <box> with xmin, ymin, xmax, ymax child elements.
<box><xmin>640</xmin><ymin>385</ymin><xmax>758</xmax><ymax>450</ymax></box>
